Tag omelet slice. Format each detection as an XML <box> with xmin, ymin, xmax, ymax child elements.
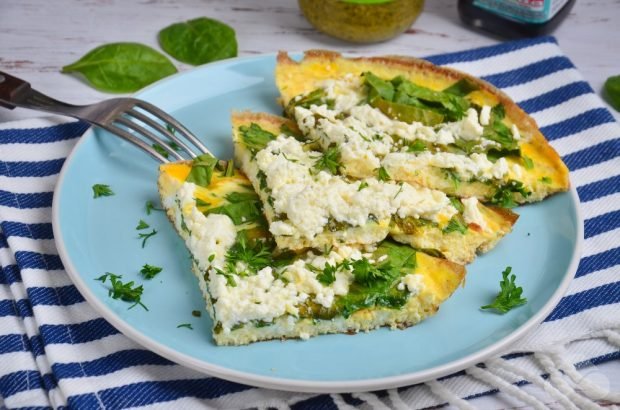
<box><xmin>158</xmin><ymin>159</ymin><xmax>466</xmax><ymax>345</ymax></box>
<box><xmin>275</xmin><ymin>50</ymin><xmax>569</xmax><ymax>206</ymax></box>
<box><xmin>231</xmin><ymin>111</ymin><xmax>518</xmax><ymax>264</ymax></box>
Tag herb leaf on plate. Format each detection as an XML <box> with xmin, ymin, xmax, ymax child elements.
<box><xmin>481</xmin><ymin>266</ymin><xmax>527</xmax><ymax>314</ymax></box>
<box><xmin>92</xmin><ymin>184</ymin><xmax>114</xmax><ymax>198</ymax></box>
<box><xmin>158</xmin><ymin>17</ymin><xmax>237</xmax><ymax>66</ymax></box>
<box><xmin>62</xmin><ymin>42</ymin><xmax>177</xmax><ymax>93</ymax></box>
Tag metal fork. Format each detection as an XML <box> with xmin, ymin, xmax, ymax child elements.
<box><xmin>0</xmin><ymin>71</ymin><xmax>211</xmax><ymax>163</ymax></box>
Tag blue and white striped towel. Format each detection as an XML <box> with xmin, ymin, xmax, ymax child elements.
<box><xmin>1</xmin><ymin>37</ymin><xmax>619</xmax><ymax>409</ymax></box>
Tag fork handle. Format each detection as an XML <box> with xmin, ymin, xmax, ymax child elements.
<box><xmin>0</xmin><ymin>71</ymin><xmax>32</xmax><ymax>109</ymax></box>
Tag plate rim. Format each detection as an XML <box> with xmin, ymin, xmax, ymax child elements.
<box><xmin>51</xmin><ymin>53</ymin><xmax>584</xmax><ymax>393</ymax></box>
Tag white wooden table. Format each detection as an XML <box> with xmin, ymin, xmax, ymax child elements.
<box><xmin>1</xmin><ymin>0</ymin><xmax>618</xmax><ymax>408</ymax></box>
<box><xmin>1</xmin><ymin>0</ymin><xmax>619</xmax><ymax>123</ymax></box>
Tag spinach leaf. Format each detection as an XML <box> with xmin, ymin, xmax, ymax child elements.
<box><xmin>482</xmin><ymin>103</ymin><xmax>519</xmax><ymax>155</ymax></box>
<box><xmin>286</xmin><ymin>88</ymin><xmax>334</xmax><ymax>115</ymax></box>
<box><xmin>239</xmin><ymin>123</ymin><xmax>277</xmax><ymax>154</ymax></box>
<box><xmin>604</xmin><ymin>75</ymin><xmax>620</xmax><ymax>112</ymax></box>
<box><xmin>207</xmin><ymin>190</ymin><xmax>265</xmax><ymax>226</ymax></box>
<box><xmin>443</xmin><ymin>217</ymin><xmax>468</xmax><ymax>234</ymax></box>
<box><xmin>158</xmin><ymin>17</ymin><xmax>237</xmax><ymax>65</ymax></box>
<box><xmin>364</xmin><ymin>72</ymin><xmax>395</xmax><ymax>101</ymax></box>
<box><xmin>489</xmin><ymin>180</ymin><xmax>531</xmax><ymax>208</ymax></box>
<box><xmin>185</xmin><ymin>154</ymin><xmax>219</xmax><ymax>187</ymax></box>
<box><xmin>442</xmin><ymin>78</ymin><xmax>479</xmax><ymax>97</ymax></box>
<box><xmin>62</xmin><ymin>43</ymin><xmax>177</xmax><ymax>93</ymax></box>
<box><xmin>391</xmin><ymin>77</ymin><xmax>470</xmax><ymax>121</ymax></box>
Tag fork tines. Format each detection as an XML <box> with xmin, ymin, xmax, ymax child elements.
<box><xmin>109</xmin><ymin>99</ymin><xmax>212</xmax><ymax>163</ymax></box>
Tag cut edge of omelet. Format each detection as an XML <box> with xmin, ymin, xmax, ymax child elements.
<box><xmin>158</xmin><ymin>160</ymin><xmax>466</xmax><ymax>346</ymax></box>
<box><xmin>275</xmin><ymin>50</ymin><xmax>569</xmax><ymax>205</ymax></box>
<box><xmin>231</xmin><ymin>110</ymin><xmax>519</xmax><ymax>265</ymax></box>
<box><xmin>231</xmin><ymin>110</ymin><xmax>392</xmax><ymax>252</ymax></box>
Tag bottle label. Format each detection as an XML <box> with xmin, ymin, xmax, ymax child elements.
<box><xmin>472</xmin><ymin>0</ymin><xmax>569</xmax><ymax>24</ymax></box>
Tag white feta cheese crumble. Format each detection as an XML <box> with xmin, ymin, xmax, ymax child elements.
<box><xmin>511</xmin><ymin>124</ymin><xmax>521</xmax><ymax>141</ymax></box>
<box><xmin>383</xmin><ymin>152</ymin><xmax>510</xmax><ymax>182</ymax></box>
<box><xmin>255</xmin><ymin>135</ymin><xmax>457</xmax><ymax>241</ymax></box>
<box><xmin>397</xmin><ymin>274</ymin><xmax>425</xmax><ymax>295</ymax></box>
<box><xmin>461</xmin><ymin>197</ymin><xmax>488</xmax><ymax>231</ymax></box>
<box><xmin>210</xmin><ymin>266</ymin><xmax>305</xmax><ymax>332</ymax></box>
<box><xmin>168</xmin><ymin>182</ymin><xmax>237</xmax><ymax>270</ymax></box>
<box><xmin>479</xmin><ymin>105</ymin><xmax>492</xmax><ymax>126</ymax></box>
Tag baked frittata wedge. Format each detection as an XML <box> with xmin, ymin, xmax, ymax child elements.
<box><xmin>275</xmin><ymin>50</ymin><xmax>569</xmax><ymax>206</ymax></box>
<box><xmin>158</xmin><ymin>158</ymin><xmax>466</xmax><ymax>345</ymax></box>
<box><xmin>231</xmin><ymin>111</ymin><xmax>518</xmax><ymax>264</ymax></box>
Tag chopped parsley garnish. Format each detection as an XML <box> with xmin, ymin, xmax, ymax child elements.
<box><xmin>307</xmin><ymin>260</ymin><xmax>350</xmax><ymax>286</ymax></box>
<box><xmin>316</xmin><ymin>262</ymin><xmax>338</xmax><ymax>285</ymax></box>
<box><xmin>152</xmin><ymin>143</ymin><xmax>169</xmax><ymax>159</ymax></box>
<box><xmin>481</xmin><ymin>267</ymin><xmax>527</xmax><ymax>313</ymax></box>
<box><xmin>377</xmin><ymin>166</ymin><xmax>391</xmax><ymax>182</ymax></box>
<box><xmin>192</xmin><ymin>310</ymin><xmax>202</xmax><ymax>317</ymax></box>
<box><xmin>136</xmin><ymin>220</ymin><xmax>150</xmax><ymax>230</ymax></box>
<box><xmin>449</xmin><ymin>196</ymin><xmax>464</xmax><ymax>213</ymax></box>
<box><xmin>540</xmin><ymin>176</ymin><xmax>552</xmax><ymax>184</ymax></box>
<box><xmin>239</xmin><ymin>123</ymin><xmax>277</xmax><ymax>155</ymax></box>
<box><xmin>145</xmin><ymin>200</ymin><xmax>163</xmax><ymax>215</ymax></box>
<box><xmin>185</xmin><ymin>153</ymin><xmax>219</xmax><ymax>187</ymax></box>
<box><xmin>350</xmin><ymin>258</ymin><xmax>393</xmax><ymax>286</ymax></box>
<box><xmin>522</xmin><ymin>156</ymin><xmax>534</xmax><ymax>170</ymax></box>
<box><xmin>257</xmin><ymin>170</ymin><xmax>269</xmax><ymax>192</ymax></box>
<box><xmin>224</xmin><ymin>232</ymin><xmax>272</xmax><ymax>275</ymax></box>
<box><xmin>140</xmin><ymin>263</ymin><xmax>162</xmax><ymax>279</ymax></box>
<box><xmin>92</xmin><ymin>184</ymin><xmax>114</xmax><ymax>198</ymax></box>
<box><xmin>313</xmin><ymin>146</ymin><xmax>342</xmax><ymax>175</ymax></box>
<box><xmin>394</xmin><ymin>182</ymin><xmax>404</xmax><ymax>199</ymax></box>
<box><xmin>407</xmin><ymin>140</ymin><xmax>427</xmax><ymax>153</ymax></box>
<box><xmin>443</xmin><ymin>217</ymin><xmax>468</xmax><ymax>234</ymax></box>
<box><xmin>138</xmin><ymin>229</ymin><xmax>158</xmax><ymax>248</ymax></box>
<box><xmin>490</xmin><ymin>180</ymin><xmax>531</xmax><ymax>208</ymax></box>
<box><xmin>177</xmin><ymin>323</ymin><xmax>193</xmax><ymax>330</ymax></box>
<box><xmin>358</xmin><ymin>181</ymin><xmax>369</xmax><ymax>191</ymax></box>
<box><xmin>444</xmin><ymin>169</ymin><xmax>461</xmax><ymax>190</ymax></box>
<box><xmin>214</xmin><ymin>267</ymin><xmax>237</xmax><ymax>287</ymax></box>
<box><xmin>95</xmin><ymin>273</ymin><xmax>147</xmax><ymax>310</ymax></box>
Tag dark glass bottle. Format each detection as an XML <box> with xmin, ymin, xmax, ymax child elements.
<box><xmin>458</xmin><ymin>0</ymin><xmax>576</xmax><ymax>38</ymax></box>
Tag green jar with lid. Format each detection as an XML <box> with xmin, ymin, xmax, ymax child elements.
<box><xmin>299</xmin><ymin>0</ymin><xmax>425</xmax><ymax>43</ymax></box>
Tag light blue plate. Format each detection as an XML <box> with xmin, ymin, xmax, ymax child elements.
<box><xmin>52</xmin><ymin>54</ymin><xmax>582</xmax><ymax>393</ymax></box>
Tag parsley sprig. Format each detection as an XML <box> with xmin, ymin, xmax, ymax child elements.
<box><xmin>140</xmin><ymin>264</ymin><xmax>162</xmax><ymax>279</ymax></box>
<box><xmin>490</xmin><ymin>180</ymin><xmax>531</xmax><ymax>208</ymax></box>
<box><xmin>313</xmin><ymin>146</ymin><xmax>342</xmax><ymax>175</ymax></box>
<box><xmin>351</xmin><ymin>258</ymin><xmax>393</xmax><ymax>286</ymax></box>
<box><xmin>136</xmin><ymin>220</ymin><xmax>150</xmax><ymax>230</ymax></box>
<box><xmin>224</xmin><ymin>232</ymin><xmax>273</xmax><ymax>275</ymax></box>
<box><xmin>145</xmin><ymin>200</ymin><xmax>163</xmax><ymax>215</ymax></box>
<box><xmin>96</xmin><ymin>273</ymin><xmax>147</xmax><ymax>310</ymax></box>
<box><xmin>377</xmin><ymin>166</ymin><xmax>391</xmax><ymax>182</ymax></box>
<box><xmin>138</xmin><ymin>229</ymin><xmax>158</xmax><ymax>248</ymax></box>
<box><xmin>481</xmin><ymin>267</ymin><xmax>527</xmax><ymax>313</ymax></box>
<box><xmin>307</xmin><ymin>260</ymin><xmax>351</xmax><ymax>286</ymax></box>
<box><xmin>92</xmin><ymin>184</ymin><xmax>114</xmax><ymax>198</ymax></box>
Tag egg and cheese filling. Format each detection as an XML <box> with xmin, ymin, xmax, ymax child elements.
<box><xmin>287</xmin><ymin>73</ymin><xmax>535</xmax><ymax>204</ymax></box>
<box><xmin>161</xmin><ymin>172</ymin><xmax>428</xmax><ymax>334</ymax></box>
<box><xmin>250</xmin><ymin>134</ymin><xmax>458</xmax><ymax>242</ymax></box>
